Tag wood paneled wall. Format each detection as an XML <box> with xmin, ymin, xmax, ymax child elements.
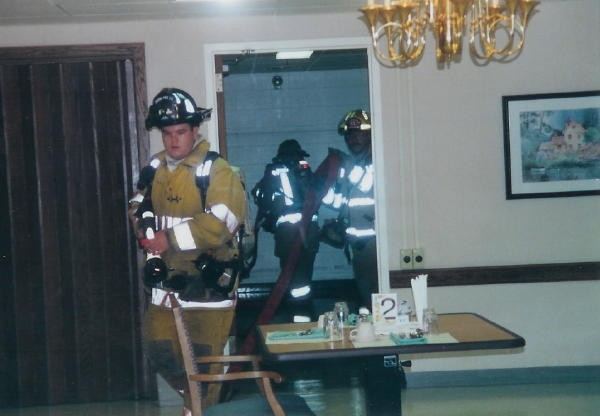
<box><xmin>0</xmin><ymin>43</ymin><xmax>150</xmax><ymax>407</ymax></box>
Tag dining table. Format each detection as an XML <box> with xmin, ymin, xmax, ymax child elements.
<box><xmin>257</xmin><ymin>312</ymin><xmax>525</xmax><ymax>415</ymax></box>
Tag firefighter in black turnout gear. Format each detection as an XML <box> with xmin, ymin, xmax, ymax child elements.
<box><xmin>253</xmin><ymin>139</ymin><xmax>319</xmax><ymax>321</ymax></box>
<box><xmin>321</xmin><ymin>110</ymin><xmax>378</xmax><ymax>306</ymax></box>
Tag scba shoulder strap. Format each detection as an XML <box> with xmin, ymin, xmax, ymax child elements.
<box><xmin>194</xmin><ymin>150</ymin><xmax>220</xmax><ymax>209</ymax></box>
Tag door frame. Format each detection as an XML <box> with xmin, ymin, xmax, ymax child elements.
<box><xmin>203</xmin><ymin>38</ymin><xmax>390</xmax><ymax>293</ymax></box>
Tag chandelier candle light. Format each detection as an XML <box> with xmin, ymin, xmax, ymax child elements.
<box><xmin>361</xmin><ymin>0</ymin><xmax>539</xmax><ymax>66</ymax></box>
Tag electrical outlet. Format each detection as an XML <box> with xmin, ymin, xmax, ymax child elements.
<box><xmin>400</xmin><ymin>249</ymin><xmax>413</xmax><ymax>269</ymax></box>
<box><xmin>413</xmin><ymin>247</ymin><xmax>425</xmax><ymax>269</ymax></box>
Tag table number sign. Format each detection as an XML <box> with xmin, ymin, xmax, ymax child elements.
<box><xmin>372</xmin><ymin>293</ymin><xmax>398</xmax><ymax>327</ymax></box>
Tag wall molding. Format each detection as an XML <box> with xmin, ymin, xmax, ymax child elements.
<box><xmin>390</xmin><ymin>262</ymin><xmax>600</xmax><ymax>288</ymax></box>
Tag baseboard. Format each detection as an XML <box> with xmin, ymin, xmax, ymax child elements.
<box><xmin>406</xmin><ymin>365</ymin><xmax>600</xmax><ymax>388</ymax></box>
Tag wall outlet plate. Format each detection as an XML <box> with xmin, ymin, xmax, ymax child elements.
<box><xmin>400</xmin><ymin>249</ymin><xmax>413</xmax><ymax>269</ymax></box>
<box><xmin>413</xmin><ymin>247</ymin><xmax>425</xmax><ymax>269</ymax></box>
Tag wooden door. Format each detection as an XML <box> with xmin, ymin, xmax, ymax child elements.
<box><xmin>0</xmin><ymin>43</ymin><xmax>151</xmax><ymax>407</ymax></box>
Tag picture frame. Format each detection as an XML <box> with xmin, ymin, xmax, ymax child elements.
<box><xmin>502</xmin><ymin>90</ymin><xmax>600</xmax><ymax>199</ymax></box>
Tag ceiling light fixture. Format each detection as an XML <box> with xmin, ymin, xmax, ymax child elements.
<box><xmin>275</xmin><ymin>51</ymin><xmax>314</xmax><ymax>60</ymax></box>
<box><xmin>172</xmin><ymin>0</ymin><xmax>231</xmax><ymax>2</ymax></box>
<box><xmin>360</xmin><ymin>0</ymin><xmax>539</xmax><ymax>67</ymax></box>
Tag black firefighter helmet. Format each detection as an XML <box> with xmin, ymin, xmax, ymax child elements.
<box><xmin>145</xmin><ymin>87</ymin><xmax>212</xmax><ymax>130</ymax></box>
<box><xmin>338</xmin><ymin>109</ymin><xmax>371</xmax><ymax>135</ymax></box>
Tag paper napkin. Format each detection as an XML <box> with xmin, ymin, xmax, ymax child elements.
<box><xmin>411</xmin><ymin>274</ymin><xmax>428</xmax><ymax>326</ymax></box>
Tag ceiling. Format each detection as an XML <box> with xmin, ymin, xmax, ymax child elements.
<box><xmin>0</xmin><ymin>0</ymin><xmax>568</xmax><ymax>26</ymax></box>
<box><xmin>0</xmin><ymin>0</ymin><xmax>366</xmax><ymax>25</ymax></box>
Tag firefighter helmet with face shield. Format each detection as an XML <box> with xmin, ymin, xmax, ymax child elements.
<box><xmin>338</xmin><ymin>109</ymin><xmax>371</xmax><ymax>135</ymax></box>
<box><xmin>145</xmin><ymin>88</ymin><xmax>212</xmax><ymax>130</ymax></box>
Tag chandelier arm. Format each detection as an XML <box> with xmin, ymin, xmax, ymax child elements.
<box><xmin>374</xmin><ymin>21</ymin><xmax>426</xmax><ymax>64</ymax></box>
<box><xmin>487</xmin><ymin>20</ymin><xmax>525</xmax><ymax>58</ymax></box>
<box><xmin>470</xmin><ymin>21</ymin><xmax>526</xmax><ymax>62</ymax></box>
<box><xmin>470</xmin><ymin>4</ymin><xmax>529</xmax><ymax>61</ymax></box>
<box><xmin>360</xmin><ymin>0</ymin><xmax>538</xmax><ymax>67</ymax></box>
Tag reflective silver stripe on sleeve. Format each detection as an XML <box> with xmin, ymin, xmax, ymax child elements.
<box><xmin>173</xmin><ymin>221</ymin><xmax>197</xmax><ymax>250</ymax></box>
<box><xmin>157</xmin><ymin>216</ymin><xmax>193</xmax><ymax>231</ymax></box>
<box><xmin>322</xmin><ymin>187</ymin><xmax>335</xmax><ymax>205</ymax></box>
<box><xmin>279</xmin><ymin>171</ymin><xmax>294</xmax><ymax>206</ymax></box>
<box><xmin>332</xmin><ymin>193</ymin><xmax>345</xmax><ymax>209</ymax></box>
<box><xmin>276</xmin><ymin>213</ymin><xmax>302</xmax><ymax>225</ymax></box>
<box><xmin>358</xmin><ymin>165</ymin><xmax>374</xmax><ymax>192</ymax></box>
<box><xmin>209</xmin><ymin>203</ymin><xmax>239</xmax><ymax>234</ymax></box>
<box><xmin>129</xmin><ymin>192</ymin><xmax>144</xmax><ymax>204</ymax></box>
<box><xmin>151</xmin><ymin>288</ymin><xmax>234</xmax><ymax>308</ymax></box>
<box><xmin>348</xmin><ymin>166</ymin><xmax>364</xmax><ymax>184</ymax></box>
<box><xmin>346</xmin><ymin>227</ymin><xmax>376</xmax><ymax>238</ymax></box>
<box><xmin>347</xmin><ymin>197</ymin><xmax>375</xmax><ymax>207</ymax></box>
<box><xmin>276</xmin><ymin>213</ymin><xmax>318</xmax><ymax>226</ymax></box>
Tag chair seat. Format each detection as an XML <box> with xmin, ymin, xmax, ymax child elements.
<box><xmin>204</xmin><ymin>393</ymin><xmax>315</xmax><ymax>416</ymax></box>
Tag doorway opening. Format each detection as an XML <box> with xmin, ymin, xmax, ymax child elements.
<box><xmin>203</xmin><ymin>39</ymin><xmax>389</xmax><ymax>317</ymax></box>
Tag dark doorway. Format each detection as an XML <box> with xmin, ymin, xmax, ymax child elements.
<box><xmin>0</xmin><ymin>43</ymin><xmax>151</xmax><ymax>407</ymax></box>
<box><xmin>215</xmin><ymin>48</ymin><xmax>370</xmax><ymax>287</ymax></box>
<box><xmin>212</xmin><ymin>48</ymin><xmax>372</xmax><ymax>334</ymax></box>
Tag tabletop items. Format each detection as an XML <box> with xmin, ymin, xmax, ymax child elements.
<box><xmin>266</xmin><ymin>327</ymin><xmax>329</xmax><ymax>344</ymax></box>
<box><xmin>411</xmin><ymin>274</ymin><xmax>428</xmax><ymax>327</ymax></box>
<box><xmin>422</xmin><ymin>307</ymin><xmax>440</xmax><ymax>335</ymax></box>
<box><xmin>259</xmin><ymin>313</ymin><xmax>525</xmax><ymax>365</ymax></box>
<box><xmin>266</xmin><ymin>275</ymin><xmax>445</xmax><ymax>347</ymax></box>
<box><xmin>267</xmin><ymin>286</ymin><xmax>446</xmax><ymax>347</ymax></box>
<box><xmin>334</xmin><ymin>301</ymin><xmax>350</xmax><ymax>328</ymax></box>
<box><xmin>349</xmin><ymin>314</ymin><xmax>376</xmax><ymax>342</ymax></box>
<box><xmin>322</xmin><ymin>311</ymin><xmax>343</xmax><ymax>341</ymax></box>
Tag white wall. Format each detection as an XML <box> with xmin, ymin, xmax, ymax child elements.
<box><xmin>1</xmin><ymin>0</ymin><xmax>598</xmax><ymax>374</ymax></box>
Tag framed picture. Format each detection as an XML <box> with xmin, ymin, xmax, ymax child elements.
<box><xmin>502</xmin><ymin>90</ymin><xmax>600</xmax><ymax>199</ymax></box>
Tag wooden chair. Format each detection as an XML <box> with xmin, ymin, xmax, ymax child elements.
<box><xmin>173</xmin><ymin>305</ymin><xmax>315</xmax><ymax>416</ymax></box>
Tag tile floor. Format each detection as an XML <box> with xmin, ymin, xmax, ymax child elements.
<box><xmin>1</xmin><ymin>381</ymin><xmax>598</xmax><ymax>416</ymax></box>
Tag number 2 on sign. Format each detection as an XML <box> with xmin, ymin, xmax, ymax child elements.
<box><xmin>372</xmin><ymin>293</ymin><xmax>398</xmax><ymax>326</ymax></box>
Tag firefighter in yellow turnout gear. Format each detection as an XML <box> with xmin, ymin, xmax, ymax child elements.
<box><xmin>129</xmin><ymin>88</ymin><xmax>246</xmax><ymax>414</ymax></box>
<box><xmin>150</xmin><ymin>140</ymin><xmax>246</xmax><ymax>277</ymax></box>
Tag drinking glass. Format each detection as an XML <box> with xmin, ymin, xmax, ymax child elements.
<box><xmin>323</xmin><ymin>311</ymin><xmax>342</xmax><ymax>341</ymax></box>
<box><xmin>422</xmin><ymin>307</ymin><xmax>439</xmax><ymax>335</ymax></box>
<box><xmin>334</xmin><ymin>301</ymin><xmax>349</xmax><ymax>327</ymax></box>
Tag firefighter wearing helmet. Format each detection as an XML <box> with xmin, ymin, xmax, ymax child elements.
<box><xmin>252</xmin><ymin>139</ymin><xmax>319</xmax><ymax>322</ymax></box>
<box><xmin>129</xmin><ymin>87</ymin><xmax>246</xmax><ymax>414</ymax></box>
<box><xmin>321</xmin><ymin>109</ymin><xmax>377</xmax><ymax>306</ymax></box>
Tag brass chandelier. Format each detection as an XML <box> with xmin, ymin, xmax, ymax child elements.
<box><xmin>360</xmin><ymin>0</ymin><xmax>539</xmax><ymax>67</ymax></box>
